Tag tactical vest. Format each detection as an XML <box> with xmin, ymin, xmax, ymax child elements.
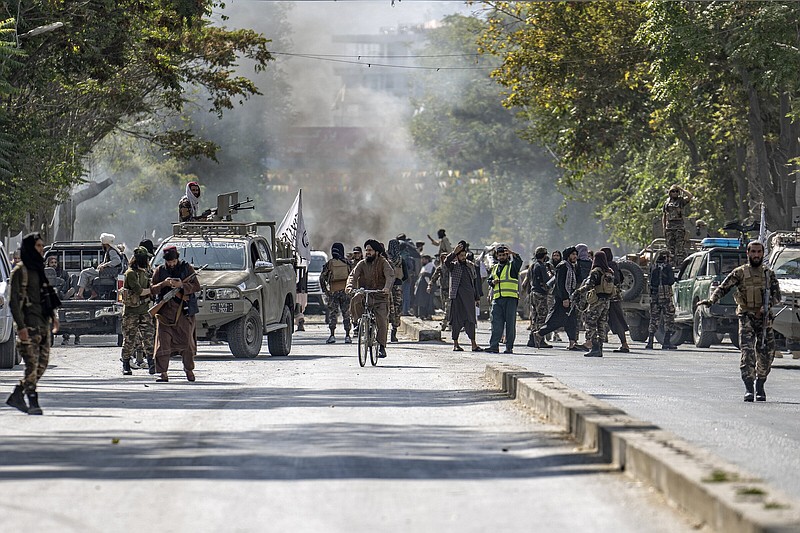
<box><xmin>491</xmin><ymin>263</ymin><xmax>519</xmax><ymax>300</ymax></box>
<box><xmin>664</xmin><ymin>197</ymin><xmax>685</xmax><ymax>224</ymax></box>
<box><xmin>329</xmin><ymin>259</ymin><xmax>350</xmax><ymax>293</ymax></box>
<box><xmin>733</xmin><ymin>265</ymin><xmax>766</xmax><ymax>313</ymax></box>
<box><xmin>594</xmin><ymin>268</ymin><xmax>616</xmax><ymax>296</ymax></box>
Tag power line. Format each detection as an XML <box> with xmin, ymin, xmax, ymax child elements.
<box><xmin>272</xmin><ymin>52</ymin><xmax>497</xmax><ymax>70</ymax></box>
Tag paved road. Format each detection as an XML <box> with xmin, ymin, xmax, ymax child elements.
<box><xmin>463</xmin><ymin>320</ymin><xmax>800</xmax><ymax>501</ymax></box>
<box><xmin>0</xmin><ymin>324</ymin><xmax>697</xmax><ymax>533</ymax></box>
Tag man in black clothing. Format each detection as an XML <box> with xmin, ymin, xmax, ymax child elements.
<box><xmin>537</xmin><ymin>247</ymin><xmax>582</xmax><ymax>351</ymax></box>
<box><xmin>527</xmin><ymin>247</ymin><xmax>552</xmax><ymax>348</ymax></box>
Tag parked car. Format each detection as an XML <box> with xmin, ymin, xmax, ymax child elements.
<box><xmin>305</xmin><ymin>250</ymin><xmax>328</xmax><ymax>313</ymax></box>
<box><xmin>0</xmin><ymin>242</ymin><xmax>20</xmax><ymax>368</ymax></box>
<box><xmin>766</xmin><ymin>231</ymin><xmax>800</xmax><ymax>355</ymax></box>
<box><xmin>674</xmin><ymin>238</ymin><xmax>748</xmax><ymax>348</ymax></box>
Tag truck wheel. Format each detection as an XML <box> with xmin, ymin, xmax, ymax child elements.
<box><xmin>267</xmin><ymin>305</ymin><xmax>293</xmax><ymax>357</ymax></box>
<box><xmin>693</xmin><ymin>308</ymin><xmax>715</xmax><ymax>348</ymax></box>
<box><xmin>629</xmin><ymin>324</ymin><xmax>649</xmax><ymax>342</ymax></box>
<box><xmin>0</xmin><ymin>337</ymin><xmax>16</xmax><ymax>369</ymax></box>
<box><xmin>618</xmin><ymin>260</ymin><xmax>645</xmax><ymax>302</ymax></box>
<box><xmin>228</xmin><ymin>309</ymin><xmax>263</xmax><ymax>359</ymax></box>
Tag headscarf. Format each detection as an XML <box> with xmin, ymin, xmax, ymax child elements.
<box><xmin>20</xmin><ymin>232</ymin><xmax>46</xmax><ymax>281</ymax></box>
<box><xmin>563</xmin><ymin>246</ymin><xmax>577</xmax><ymax>259</ymax></box>
<box><xmin>185</xmin><ymin>181</ymin><xmax>200</xmax><ymax>218</ymax></box>
<box><xmin>601</xmin><ymin>247</ymin><xmax>613</xmax><ymax>263</ymax></box>
<box><xmin>133</xmin><ymin>246</ymin><xmax>151</xmax><ymax>269</ymax></box>
<box><xmin>561</xmin><ymin>247</ymin><xmax>577</xmax><ymax>293</ymax></box>
<box><xmin>576</xmin><ymin>243</ymin><xmax>590</xmax><ymax>262</ymax></box>
<box><xmin>331</xmin><ymin>242</ymin><xmax>345</xmax><ymax>260</ymax></box>
<box><xmin>100</xmin><ymin>232</ymin><xmax>115</xmax><ymax>245</ymax></box>
<box><xmin>591</xmin><ymin>251</ymin><xmax>609</xmax><ymax>271</ymax></box>
<box><xmin>534</xmin><ymin>246</ymin><xmax>547</xmax><ymax>260</ymax></box>
<box><xmin>364</xmin><ymin>239</ymin><xmax>381</xmax><ymax>254</ymax></box>
<box><xmin>139</xmin><ymin>239</ymin><xmax>155</xmax><ymax>256</ymax></box>
<box><xmin>387</xmin><ymin>239</ymin><xmax>401</xmax><ymax>261</ymax></box>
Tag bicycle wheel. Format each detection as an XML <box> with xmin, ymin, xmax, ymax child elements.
<box><xmin>369</xmin><ymin>316</ymin><xmax>378</xmax><ymax>366</ymax></box>
<box><xmin>357</xmin><ymin>315</ymin><xmax>368</xmax><ymax>367</ymax></box>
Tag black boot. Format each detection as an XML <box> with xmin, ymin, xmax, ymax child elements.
<box><xmin>755</xmin><ymin>378</ymin><xmax>767</xmax><ymax>402</ymax></box>
<box><xmin>744</xmin><ymin>379</ymin><xmax>755</xmax><ymax>402</ymax></box>
<box><xmin>6</xmin><ymin>385</ymin><xmax>28</xmax><ymax>413</ymax></box>
<box><xmin>147</xmin><ymin>356</ymin><xmax>156</xmax><ymax>375</ymax></box>
<box><xmin>391</xmin><ymin>328</ymin><xmax>398</xmax><ymax>343</ymax></box>
<box><xmin>645</xmin><ymin>334</ymin><xmax>654</xmax><ymax>350</ymax></box>
<box><xmin>661</xmin><ymin>331</ymin><xmax>676</xmax><ymax>350</ymax></box>
<box><xmin>584</xmin><ymin>341</ymin><xmax>603</xmax><ymax>357</ymax></box>
<box><xmin>527</xmin><ymin>333</ymin><xmax>537</xmax><ymax>348</ymax></box>
<box><xmin>122</xmin><ymin>358</ymin><xmax>132</xmax><ymax>375</ymax></box>
<box><xmin>297</xmin><ymin>318</ymin><xmax>305</xmax><ymax>332</ymax></box>
<box><xmin>27</xmin><ymin>391</ymin><xmax>42</xmax><ymax>415</ymax></box>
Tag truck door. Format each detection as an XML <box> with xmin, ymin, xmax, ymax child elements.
<box><xmin>254</xmin><ymin>239</ymin><xmax>282</xmax><ymax>324</ymax></box>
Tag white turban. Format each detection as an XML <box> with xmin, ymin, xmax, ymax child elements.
<box><xmin>100</xmin><ymin>233</ymin><xmax>115</xmax><ymax>245</ymax></box>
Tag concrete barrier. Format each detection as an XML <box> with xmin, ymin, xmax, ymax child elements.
<box><xmin>486</xmin><ymin>363</ymin><xmax>800</xmax><ymax>533</ymax></box>
<box><xmin>398</xmin><ymin>316</ymin><xmax>442</xmax><ymax>342</ymax></box>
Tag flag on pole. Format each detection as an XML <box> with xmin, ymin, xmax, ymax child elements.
<box><xmin>759</xmin><ymin>202</ymin><xmax>770</xmax><ymax>267</ymax></box>
<box><xmin>277</xmin><ymin>189</ymin><xmax>311</xmax><ymax>262</ymax></box>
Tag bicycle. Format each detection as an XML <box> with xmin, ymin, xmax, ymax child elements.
<box><xmin>354</xmin><ymin>289</ymin><xmax>383</xmax><ymax>367</ymax></box>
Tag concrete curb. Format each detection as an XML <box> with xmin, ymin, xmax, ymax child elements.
<box><xmin>398</xmin><ymin>316</ymin><xmax>442</xmax><ymax>342</ymax></box>
<box><xmin>486</xmin><ymin>363</ymin><xmax>800</xmax><ymax>533</ymax></box>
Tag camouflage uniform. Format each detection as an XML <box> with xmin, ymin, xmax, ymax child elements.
<box><xmin>328</xmin><ymin>290</ymin><xmax>352</xmax><ymax>333</ymax></box>
<box><xmin>121</xmin><ymin>265</ymin><xmax>155</xmax><ymax>374</ymax></box>
<box><xmin>18</xmin><ymin>325</ymin><xmax>51</xmax><ymax>393</ymax></box>
<box><xmin>431</xmin><ymin>263</ymin><xmax>450</xmax><ymax>330</ymax></box>
<box><xmin>573</xmin><ymin>267</ymin><xmax>614</xmax><ymax>344</ymax></box>
<box><xmin>648</xmin><ymin>286</ymin><xmax>676</xmax><ymax>335</ymax></box>
<box><xmin>709</xmin><ymin>263</ymin><xmax>781</xmax><ymax>382</ymax></box>
<box><xmin>663</xmin><ymin>189</ymin><xmax>691</xmax><ymax>267</ymax></box>
<box><xmin>10</xmin><ymin>265</ymin><xmax>53</xmax><ymax>393</ymax></box>
<box><xmin>389</xmin><ymin>285</ymin><xmax>403</xmax><ymax>329</ymax></box>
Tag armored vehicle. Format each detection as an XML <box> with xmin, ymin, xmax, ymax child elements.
<box><xmin>153</xmin><ymin>220</ymin><xmax>297</xmax><ymax>358</ymax></box>
<box><xmin>767</xmin><ymin>231</ymin><xmax>800</xmax><ymax>356</ymax></box>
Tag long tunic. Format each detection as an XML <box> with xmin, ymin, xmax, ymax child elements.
<box><xmin>444</xmin><ymin>255</ymin><xmax>477</xmax><ymax>331</ymax></box>
<box><xmin>152</xmin><ymin>263</ymin><xmax>201</xmax><ymax>360</ymax></box>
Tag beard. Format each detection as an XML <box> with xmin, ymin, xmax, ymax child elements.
<box><xmin>366</xmin><ymin>255</ymin><xmax>375</xmax><ymax>263</ymax></box>
<box><xmin>749</xmin><ymin>256</ymin><xmax>763</xmax><ymax>267</ymax></box>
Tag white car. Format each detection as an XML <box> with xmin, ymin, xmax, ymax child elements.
<box><xmin>306</xmin><ymin>250</ymin><xmax>329</xmax><ymax>313</ymax></box>
<box><xmin>0</xmin><ymin>242</ymin><xmax>20</xmax><ymax>368</ymax></box>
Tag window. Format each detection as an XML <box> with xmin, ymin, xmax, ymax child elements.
<box><xmin>153</xmin><ymin>241</ymin><xmax>246</xmax><ymax>271</ymax></box>
<box><xmin>688</xmin><ymin>256</ymin><xmax>705</xmax><ymax>279</ymax></box>
<box><xmin>256</xmin><ymin>240</ymin><xmax>272</xmax><ymax>263</ymax></box>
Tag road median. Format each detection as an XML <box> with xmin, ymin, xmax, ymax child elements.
<box><xmin>486</xmin><ymin>363</ymin><xmax>800</xmax><ymax>533</ymax></box>
<box><xmin>399</xmin><ymin>316</ymin><xmax>442</xmax><ymax>342</ymax></box>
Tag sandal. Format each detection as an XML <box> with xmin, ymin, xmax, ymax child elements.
<box><xmin>453</xmin><ymin>346</ymin><xmax>464</xmax><ymax>352</ymax></box>
<box><xmin>472</xmin><ymin>346</ymin><xmax>484</xmax><ymax>352</ymax></box>
<box><xmin>613</xmin><ymin>347</ymin><xmax>630</xmax><ymax>353</ymax></box>
<box><xmin>155</xmin><ymin>373</ymin><xmax>169</xmax><ymax>383</ymax></box>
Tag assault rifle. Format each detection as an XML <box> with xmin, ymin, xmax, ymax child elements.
<box><xmin>762</xmin><ymin>268</ymin><xmax>770</xmax><ymax>350</ymax></box>
<box><xmin>148</xmin><ymin>264</ymin><xmax>208</xmax><ymax>318</ymax></box>
<box><xmin>230</xmin><ymin>197</ymin><xmax>254</xmax><ymax>213</ymax></box>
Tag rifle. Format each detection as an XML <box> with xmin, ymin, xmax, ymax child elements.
<box><xmin>761</xmin><ymin>268</ymin><xmax>770</xmax><ymax>350</ymax></box>
<box><xmin>230</xmin><ymin>197</ymin><xmax>254</xmax><ymax>213</ymax></box>
<box><xmin>148</xmin><ymin>264</ymin><xmax>208</xmax><ymax>318</ymax></box>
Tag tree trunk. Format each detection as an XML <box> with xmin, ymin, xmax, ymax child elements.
<box><xmin>54</xmin><ymin>178</ymin><xmax>114</xmax><ymax>242</ymax></box>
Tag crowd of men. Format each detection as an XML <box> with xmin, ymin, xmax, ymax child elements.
<box><xmin>3</xmin><ymin>183</ymin><xmax>784</xmax><ymax>415</ymax></box>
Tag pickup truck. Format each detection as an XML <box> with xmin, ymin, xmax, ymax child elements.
<box><xmin>153</xmin><ymin>221</ymin><xmax>297</xmax><ymax>358</ymax></box>
<box><xmin>0</xmin><ymin>242</ymin><xmax>20</xmax><ymax>368</ymax></box>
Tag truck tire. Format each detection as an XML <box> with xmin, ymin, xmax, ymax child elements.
<box><xmin>618</xmin><ymin>260</ymin><xmax>645</xmax><ymax>302</ymax></box>
<box><xmin>693</xmin><ymin>308</ymin><xmax>715</xmax><ymax>348</ymax></box>
<box><xmin>268</xmin><ymin>305</ymin><xmax>293</xmax><ymax>357</ymax></box>
<box><xmin>228</xmin><ymin>308</ymin><xmax>263</xmax><ymax>359</ymax></box>
<box><xmin>0</xmin><ymin>337</ymin><xmax>16</xmax><ymax>369</ymax></box>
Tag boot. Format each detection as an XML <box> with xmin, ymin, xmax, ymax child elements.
<box><xmin>744</xmin><ymin>379</ymin><xmax>755</xmax><ymax>402</ymax></box>
<box><xmin>755</xmin><ymin>378</ymin><xmax>767</xmax><ymax>402</ymax></box>
<box><xmin>584</xmin><ymin>341</ymin><xmax>602</xmax><ymax>357</ymax></box>
<box><xmin>391</xmin><ymin>328</ymin><xmax>398</xmax><ymax>343</ymax></box>
<box><xmin>662</xmin><ymin>331</ymin><xmax>677</xmax><ymax>350</ymax></box>
<box><xmin>645</xmin><ymin>334</ymin><xmax>654</xmax><ymax>350</ymax></box>
<box><xmin>6</xmin><ymin>385</ymin><xmax>28</xmax><ymax>413</ymax></box>
<box><xmin>326</xmin><ymin>332</ymin><xmax>336</xmax><ymax>344</ymax></box>
<box><xmin>537</xmin><ymin>333</ymin><xmax>552</xmax><ymax>348</ymax></box>
<box><xmin>344</xmin><ymin>333</ymin><xmax>352</xmax><ymax>344</ymax></box>
<box><xmin>527</xmin><ymin>333</ymin><xmax>537</xmax><ymax>348</ymax></box>
<box><xmin>147</xmin><ymin>356</ymin><xmax>156</xmax><ymax>375</ymax></box>
<box><xmin>122</xmin><ymin>358</ymin><xmax>132</xmax><ymax>375</ymax></box>
<box><xmin>26</xmin><ymin>392</ymin><xmax>43</xmax><ymax>415</ymax></box>
<box><xmin>297</xmin><ymin>318</ymin><xmax>305</xmax><ymax>332</ymax></box>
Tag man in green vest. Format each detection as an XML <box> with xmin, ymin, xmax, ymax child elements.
<box><xmin>485</xmin><ymin>245</ymin><xmax>523</xmax><ymax>354</ymax></box>
<box><xmin>699</xmin><ymin>240</ymin><xmax>781</xmax><ymax>402</ymax></box>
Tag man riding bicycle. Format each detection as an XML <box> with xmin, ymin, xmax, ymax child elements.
<box><xmin>346</xmin><ymin>239</ymin><xmax>395</xmax><ymax>358</ymax></box>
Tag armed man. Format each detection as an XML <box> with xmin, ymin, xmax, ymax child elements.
<box><xmin>662</xmin><ymin>184</ymin><xmax>693</xmax><ymax>267</ymax></box>
<box><xmin>699</xmin><ymin>240</ymin><xmax>781</xmax><ymax>402</ymax></box>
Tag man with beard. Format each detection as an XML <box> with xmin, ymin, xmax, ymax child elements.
<box><xmin>536</xmin><ymin>247</ymin><xmax>581</xmax><ymax>351</ymax></box>
<box><xmin>485</xmin><ymin>244</ymin><xmax>523</xmax><ymax>354</ymax></box>
<box><xmin>662</xmin><ymin>184</ymin><xmax>694</xmax><ymax>267</ymax></box>
<box><xmin>427</xmin><ymin>228</ymin><xmax>453</xmax><ymax>256</ymax></box>
<box><xmin>320</xmin><ymin>242</ymin><xmax>353</xmax><ymax>345</ymax></box>
<box><xmin>179</xmin><ymin>181</ymin><xmax>212</xmax><ymax>222</ymax></box>
<box><xmin>601</xmin><ymin>247</ymin><xmax>631</xmax><ymax>353</ymax></box>
<box><xmin>346</xmin><ymin>240</ymin><xmax>395</xmax><ymax>358</ymax></box>
<box><xmin>6</xmin><ymin>232</ymin><xmax>60</xmax><ymax>415</ymax></box>
<box><xmin>120</xmin><ymin>247</ymin><xmax>156</xmax><ymax>376</ymax></box>
<box><xmin>444</xmin><ymin>241</ymin><xmax>483</xmax><ymax>352</ymax></box>
<box><xmin>700</xmin><ymin>241</ymin><xmax>781</xmax><ymax>402</ymax></box>
<box><xmin>72</xmin><ymin>232</ymin><xmax>123</xmax><ymax>299</ymax></box>
<box><xmin>527</xmin><ymin>247</ymin><xmax>553</xmax><ymax>348</ymax></box>
<box><xmin>151</xmin><ymin>246</ymin><xmax>202</xmax><ymax>382</ymax></box>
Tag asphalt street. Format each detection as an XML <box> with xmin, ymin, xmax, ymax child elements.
<box><xmin>464</xmin><ymin>319</ymin><xmax>800</xmax><ymax>502</ymax></box>
<box><xmin>0</xmin><ymin>321</ymin><xmax>698</xmax><ymax>533</ymax></box>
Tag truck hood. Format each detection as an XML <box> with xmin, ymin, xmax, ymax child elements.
<box><xmin>778</xmin><ymin>278</ymin><xmax>800</xmax><ymax>296</ymax></box>
<box><xmin>198</xmin><ymin>271</ymin><xmax>250</xmax><ymax>288</ymax></box>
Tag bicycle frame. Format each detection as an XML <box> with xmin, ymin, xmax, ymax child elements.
<box><xmin>355</xmin><ymin>289</ymin><xmax>382</xmax><ymax>367</ymax></box>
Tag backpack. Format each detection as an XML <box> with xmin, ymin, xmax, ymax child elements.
<box><xmin>328</xmin><ymin>259</ymin><xmax>350</xmax><ymax>292</ymax></box>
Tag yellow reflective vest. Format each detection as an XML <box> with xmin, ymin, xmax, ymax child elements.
<box><xmin>491</xmin><ymin>262</ymin><xmax>519</xmax><ymax>300</ymax></box>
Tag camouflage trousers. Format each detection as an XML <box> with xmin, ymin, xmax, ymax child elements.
<box><xmin>121</xmin><ymin>313</ymin><xmax>155</xmax><ymax>362</ymax></box>
<box><xmin>738</xmin><ymin>312</ymin><xmax>775</xmax><ymax>381</ymax></box>
<box><xmin>665</xmin><ymin>225</ymin><xmax>686</xmax><ymax>267</ymax></box>
<box><xmin>17</xmin><ymin>324</ymin><xmax>50</xmax><ymax>393</ymax></box>
<box><xmin>389</xmin><ymin>285</ymin><xmax>403</xmax><ymax>329</ymax></box>
<box><xmin>648</xmin><ymin>291</ymin><xmax>675</xmax><ymax>334</ymax></box>
<box><xmin>584</xmin><ymin>298</ymin><xmax>610</xmax><ymax>343</ymax></box>
<box><xmin>440</xmin><ymin>286</ymin><xmax>450</xmax><ymax>328</ymax></box>
<box><xmin>327</xmin><ymin>290</ymin><xmax>352</xmax><ymax>333</ymax></box>
<box><xmin>531</xmin><ymin>292</ymin><xmax>549</xmax><ymax>332</ymax></box>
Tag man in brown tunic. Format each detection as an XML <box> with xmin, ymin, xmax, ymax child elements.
<box><xmin>151</xmin><ymin>246</ymin><xmax>201</xmax><ymax>382</ymax></box>
<box><xmin>346</xmin><ymin>239</ymin><xmax>395</xmax><ymax>358</ymax></box>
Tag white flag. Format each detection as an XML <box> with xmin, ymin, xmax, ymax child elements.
<box><xmin>759</xmin><ymin>202</ymin><xmax>769</xmax><ymax>266</ymax></box>
<box><xmin>276</xmin><ymin>189</ymin><xmax>311</xmax><ymax>261</ymax></box>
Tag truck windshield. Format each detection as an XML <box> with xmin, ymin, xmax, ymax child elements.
<box><xmin>154</xmin><ymin>241</ymin><xmax>246</xmax><ymax>271</ymax></box>
<box><xmin>772</xmin><ymin>249</ymin><xmax>800</xmax><ymax>278</ymax></box>
<box><xmin>708</xmin><ymin>253</ymin><xmax>746</xmax><ymax>278</ymax></box>
<box><xmin>309</xmin><ymin>255</ymin><xmax>326</xmax><ymax>273</ymax></box>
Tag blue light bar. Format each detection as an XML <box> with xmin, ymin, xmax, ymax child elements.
<box><xmin>701</xmin><ymin>238</ymin><xmax>741</xmax><ymax>249</ymax></box>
